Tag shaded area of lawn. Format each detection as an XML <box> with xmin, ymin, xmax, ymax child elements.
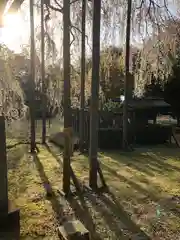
<box><xmin>7</xmin><ymin>142</ymin><xmax>180</xmax><ymax>239</ymax></box>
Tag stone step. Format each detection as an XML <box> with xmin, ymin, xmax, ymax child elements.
<box><xmin>58</xmin><ymin>220</ymin><xmax>89</xmax><ymax>240</ymax></box>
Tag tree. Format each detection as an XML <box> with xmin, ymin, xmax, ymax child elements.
<box><xmin>63</xmin><ymin>0</ymin><xmax>71</xmax><ymax>195</ymax></box>
<box><xmin>164</xmin><ymin>47</ymin><xmax>180</xmax><ymax>124</ymax></box>
<box><xmin>144</xmin><ymin>74</ymin><xmax>163</xmax><ymax>98</ymax></box>
<box><xmin>100</xmin><ymin>46</ymin><xmax>125</xmax><ymax>99</ymax></box>
<box><xmin>41</xmin><ymin>0</ymin><xmax>46</xmax><ymax>144</ymax></box>
<box><xmin>31</xmin><ymin>0</ymin><xmax>180</xmax><ymax>106</ymax></box>
<box><xmin>29</xmin><ymin>0</ymin><xmax>36</xmax><ymax>152</ymax></box>
<box><xmin>46</xmin><ymin>64</ymin><xmax>63</xmax><ymax>107</ymax></box>
<box><xmin>70</xmin><ymin>45</ymin><xmax>139</xmax><ymax>107</ymax></box>
<box><xmin>89</xmin><ymin>0</ymin><xmax>101</xmax><ymax>189</ymax></box>
<box><xmin>123</xmin><ymin>0</ymin><xmax>132</xmax><ymax>149</ymax></box>
<box><xmin>135</xmin><ymin>18</ymin><xmax>180</xmax><ymax>97</ymax></box>
<box><xmin>79</xmin><ymin>0</ymin><xmax>86</xmax><ymax>152</ymax></box>
<box><xmin>84</xmin><ymin>46</ymin><xmax>125</xmax><ymax>101</ymax></box>
<box><xmin>0</xmin><ymin>44</ymin><xmax>25</xmax><ymax>120</ymax></box>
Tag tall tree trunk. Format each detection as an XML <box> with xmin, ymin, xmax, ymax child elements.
<box><xmin>79</xmin><ymin>0</ymin><xmax>86</xmax><ymax>152</ymax></box>
<box><xmin>29</xmin><ymin>0</ymin><xmax>36</xmax><ymax>152</ymax></box>
<box><xmin>63</xmin><ymin>0</ymin><xmax>71</xmax><ymax>195</ymax></box>
<box><xmin>41</xmin><ymin>0</ymin><xmax>46</xmax><ymax>144</ymax></box>
<box><xmin>89</xmin><ymin>0</ymin><xmax>101</xmax><ymax>189</ymax></box>
<box><xmin>123</xmin><ymin>0</ymin><xmax>132</xmax><ymax>149</ymax></box>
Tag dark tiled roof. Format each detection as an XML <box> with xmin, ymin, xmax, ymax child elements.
<box><xmin>128</xmin><ymin>98</ymin><xmax>170</xmax><ymax>109</ymax></box>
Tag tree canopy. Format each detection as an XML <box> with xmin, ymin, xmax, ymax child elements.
<box><xmin>1</xmin><ymin>0</ymin><xmax>180</xmax><ymax>118</ymax></box>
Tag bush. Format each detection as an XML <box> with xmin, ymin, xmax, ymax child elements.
<box><xmin>102</xmin><ymin>99</ymin><xmax>123</xmax><ymax>112</ymax></box>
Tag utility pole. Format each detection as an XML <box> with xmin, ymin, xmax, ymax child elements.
<box><xmin>89</xmin><ymin>0</ymin><xmax>101</xmax><ymax>189</ymax></box>
<box><xmin>79</xmin><ymin>0</ymin><xmax>86</xmax><ymax>152</ymax></box>
<box><xmin>41</xmin><ymin>0</ymin><xmax>46</xmax><ymax>144</ymax></box>
<box><xmin>29</xmin><ymin>0</ymin><xmax>36</xmax><ymax>152</ymax></box>
<box><xmin>122</xmin><ymin>0</ymin><xmax>132</xmax><ymax>149</ymax></box>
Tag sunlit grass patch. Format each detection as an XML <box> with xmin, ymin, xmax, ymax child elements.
<box><xmin>98</xmin><ymin>147</ymin><xmax>180</xmax><ymax>239</ymax></box>
<box><xmin>8</xmin><ymin>145</ymin><xmax>59</xmax><ymax>239</ymax></box>
<box><xmin>7</xmin><ymin>142</ymin><xmax>180</xmax><ymax>239</ymax></box>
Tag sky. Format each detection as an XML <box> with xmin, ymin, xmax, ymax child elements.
<box><xmin>0</xmin><ymin>0</ymin><xmax>178</xmax><ymax>57</ymax></box>
<box><xmin>0</xmin><ymin>1</ymin><xmax>38</xmax><ymax>53</ymax></box>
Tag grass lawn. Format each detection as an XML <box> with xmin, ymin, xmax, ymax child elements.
<box><xmin>7</xmin><ymin>141</ymin><xmax>180</xmax><ymax>239</ymax></box>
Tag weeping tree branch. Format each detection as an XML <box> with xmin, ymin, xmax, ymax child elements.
<box><xmin>130</xmin><ymin>0</ymin><xmax>180</xmax><ymax>96</ymax></box>
<box><xmin>70</xmin><ymin>27</ymin><xmax>76</xmax><ymax>46</ymax></box>
<box><xmin>37</xmin><ymin>0</ymin><xmax>179</xmax><ymax>85</ymax></box>
<box><xmin>44</xmin><ymin>0</ymin><xmax>80</xmax><ymax>13</ymax></box>
<box><xmin>43</xmin><ymin>0</ymin><xmax>92</xmax><ymax>61</ymax></box>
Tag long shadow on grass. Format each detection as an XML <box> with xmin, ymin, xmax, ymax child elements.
<box><xmin>45</xmin><ymin>143</ymin><xmax>117</xmax><ymax>239</ymax></box>
<box><xmin>82</xmin><ymin>187</ymin><xmax>151</xmax><ymax>240</ymax></box>
<box><xmin>45</xmin><ymin>143</ymin><xmax>63</xmax><ymax>166</ymax></box>
<box><xmin>103</xmin><ymin>149</ymin><xmax>180</xmax><ymax>178</ymax></box>
<box><xmin>45</xmin><ymin>144</ymin><xmax>180</xmax><ymax>219</ymax></box>
<box><xmin>7</xmin><ymin>141</ymin><xmax>41</xmax><ymax>150</ymax></box>
<box><xmin>7</xmin><ymin>141</ymin><xmax>28</xmax><ymax>149</ymax></box>
<box><xmin>7</xmin><ymin>145</ymin><xmax>28</xmax><ymax>170</ymax></box>
<box><xmin>45</xmin><ymin>142</ymin><xmax>84</xmax><ymax>193</ymax></box>
<box><xmin>101</xmin><ymin>162</ymin><xmax>180</xmax><ymax>218</ymax></box>
<box><xmin>101</xmin><ymin>162</ymin><xmax>160</xmax><ymax>201</ymax></box>
<box><xmin>45</xmin><ymin>144</ymin><xmax>102</xmax><ymax>239</ymax></box>
<box><xmin>67</xmin><ymin>195</ymin><xmax>102</xmax><ymax>240</ymax></box>
<box><xmin>101</xmin><ymin>190</ymin><xmax>151</xmax><ymax>239</ymax></box>
<box><xmin>100</xmin><ymin>152</ymin><xmax>156</xmax><ymax>177</ymax></box>
<box><xmin>33</xmin><ymin>153</ymin><xmax>67</xmax><ymax>224</ymax></box>
<box><xmin>70</xmin><ymin>187</ymin><xmax>150</xmax><ymax>239</ymax></box>
<box><xmin>44</xmin><ymin>143</ymin><xmax>151</xmax><ymax>239</ymax></box>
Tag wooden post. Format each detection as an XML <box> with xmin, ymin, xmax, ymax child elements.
<box><xmin>79</xmin><ymin>0</ymin><xmax>86</xmax><ymax>152</ymax></box>
<box><xmin>41</xmin><ymin>0</ymin><xmax>46</xmax><ymax>144</ymax></box>
<box><xmin>30</xmin><ymin>0</ymin><xmax>36</xmax><ymax>152</ymax></box>
<box><xmin>0</xmin><ymin>116</ymin><xmax>8</xmax><ymax>215</ymax></box>
<box><xmin>122</xmin><ymin>0</ymin><xmax>132</xmax><ymax>149</ymax></box>
<box><xmin>63</xmin><ymin>0</ymin><xmax>71</xmax><ymax>195</ymax></box>
<box><xmin>89</xmin><ymin>0</ymin><xmax>101</xmax><ymax>189</ymax></box>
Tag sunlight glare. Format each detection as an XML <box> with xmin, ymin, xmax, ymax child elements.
<box><xmin>1</xmin><ymin>12</ymin><xmax>25</xmax><ymax>52</ymax></box>
<box><xmin>2</xmin><ymin>13</ymin><xmax>21</xmax><ymax>28</ymax></box>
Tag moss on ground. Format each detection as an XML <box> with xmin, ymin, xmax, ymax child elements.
<box><xmin>7</xmin><ymin>142</ymin><xmax>180</xmax><ymax>239</ymax></box>
<box><xmin>8</xmin><ymin>144</ymin><xmax>61</xmax><ymax>239</ymax></box>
